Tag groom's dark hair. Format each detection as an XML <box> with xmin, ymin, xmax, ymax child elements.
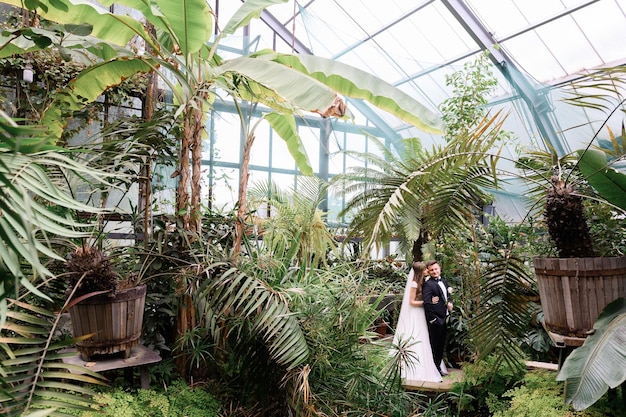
<box><xmin>425</xmin><ymin>260</ymin><xmax>438</xmax><ymax>268</ymax></box>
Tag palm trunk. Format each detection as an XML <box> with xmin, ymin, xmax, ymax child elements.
<box><xmin>234</xmin><ymin>132</ymin><xmax>255</xmax><ymax>255</ymax></box>
<box><xmin>190</xmin><ymin>99</ymin><xmax>205</xmax><ymax>233</ymax></box>
<box><xmin>177</xmin><ymin>116</ymin><xmax>191</xmax><ymax>231</ymax></box>
<box><xmin>546</xmin><ymin>177</ymin><xmax>594</xmax><ymax>258</ymax></box>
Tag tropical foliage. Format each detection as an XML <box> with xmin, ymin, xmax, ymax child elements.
<box><xmin>331</xmin><ymin>53</ymin><xmax>541</xmax><ymax>372</ymax></box>
<box><xmin>1</xmin><ymin>0</ymin><xmax>625</xmax><ymax>416</ymax></box>
<box><xmin>0</xmin><ymin>112</ymin><xmax>111</xmax><ymax>415</ymax></box>
<box><xmin>556</xmin><ymin>298</ymin><xmax>626</xmax><ymax>411</ymax></box>
<box><xmin>0</xmin><ymin>1</ymin><xmax>448</xmax><ymax>414</ymax></box>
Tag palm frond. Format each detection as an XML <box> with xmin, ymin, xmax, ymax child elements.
<box><xmin>334</xmin><ymin>111</ymin><xmax>506</xmax><ymax>255</ymax></box>
<box><xmin>469</xmin><ymin>254</ymin><xmax>535</xmax><ymax>372</ymax></box>
<box><xmin>0</xmin><ymin>114</ymin><xmax>116</xmax><ymax>319</ymax></box>
<box><xmin>199</xmin><ymin>265</ymin><xmax>309</xmax><ymax>370</ymax></box>
<box><xmin>0</xmin><ymin>298</ymin><xmax>107</xmax><ymax>416</ymax></box>
<box><xmin>248</xmin><ymin>176</ymin><xmax>337</xmax><ymax>268</ymax></box>
<box><xmin>562</xmin><ymin>66</ymin><xmax>626</xmax><ymax>112</ymax></box>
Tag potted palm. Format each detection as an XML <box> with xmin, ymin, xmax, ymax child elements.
<box><xmin>532</xmin><ymin>169</ymin><xmax>626</xmax><ymax>345</ymax></box>
<box><xmin>528</xmin><ymin>68</ymin><xmax>626</xmax><ymax>346</ymax></box>
<box><xmin>65</xmin><ymin>244</ymin><xmax>146</xmax><ymax>361</ymax></box>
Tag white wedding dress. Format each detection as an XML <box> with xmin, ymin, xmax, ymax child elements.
<box><xmin>391</xmin><ymin>269</ymin><xmax>446</xmax><ymax>383</ymax></box>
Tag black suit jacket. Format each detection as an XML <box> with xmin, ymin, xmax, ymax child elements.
<box><xmin>422</xmin><ymin>277</ymin><xmax>450</xmax><ymax>326</ymax></box>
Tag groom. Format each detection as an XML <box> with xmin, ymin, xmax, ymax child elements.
<box><xmin>423</xmin><ymin>260</ymin><xmax>453</xmax><ymax>376</ymax></box>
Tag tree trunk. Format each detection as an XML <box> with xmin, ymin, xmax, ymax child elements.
<box><xmin>190</xmin><ymin>99</ymin><xmax>205</xmax><ymax>233</ymax></box>
<box><xmin>545</xmin><ymin>178</ymin><xmax>594</xmax><ymax>258</ymax></box>
<box><xmin>139</xmin><ymin>69</ymin><xmax>157</xmax><ymax>246</ymax></box>
<box><xmin>234</xmin><ymin>132</ymin><xmax>255</xmax><ymax>255</ymax></box>
<box><xmin>177</xmin><ymin>117</ymin><xmax>191</xmax><ymax>230</ymax></box>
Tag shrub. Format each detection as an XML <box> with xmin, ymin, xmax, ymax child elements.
<box><xmin>450</xmin><ymin>356</ymin><xmax>526</xmax><ymax>415</ymax></box>
<box><xmin>76</xmin><ymin>380</ymin><xmax>221</xmax><ymax>417</ymax></box>
<box><xmin>493</xmin><ymin>370</ymin><xmax>616</xmax><ymax>417</ymax></box>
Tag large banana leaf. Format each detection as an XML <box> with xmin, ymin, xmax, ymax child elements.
<box><xmin>223</xmin><ymin>0</ymin><xmax>288</xmax><ymax>35</ymax></box>
<box><xmin>95</xmin><ymin>0</ymin><xmax>213</xmax><ymax>56</ymax></box>
<box><xmin>264</xmin><ymin>112</ymin><xmax>313</xmax><ymax>176</ymax></box>
<box><xmin>577</xmin><ymin>149</ymin><xmax>626</xmax><ymax>211</ymax></box>
<box><xmin>256</xmin><ymin>52</ymin><xmax>445</xmax><ymax>135</ymax></box>
<box><xmin>40</xmin><ymin>58</ymin><xmax>155</xmax><ymax>141</ymax></box>
<box><xmin>216</xmin><ymin>57</ymin><xmax>339</xmax><ymax>115</ymax></box>
<box><xmin>0</xmin><ymin>0</ymin><xmax>145</xmax><ymax>48</ymax></box>
<box><xmin>556</xmin><ymin>297</ymin><xmax>626</xmax><ymax>410</ymax></box>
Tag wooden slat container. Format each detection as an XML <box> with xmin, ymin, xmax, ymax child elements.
<box><xmin>534</xmin><ymin>257</ymin><xmax>626</xmax><ymax>338</ymax></box>
<box><xmin>69</xmin><ymin>285</ymin><xmax>147</xmax><ymax>361</ymax></box>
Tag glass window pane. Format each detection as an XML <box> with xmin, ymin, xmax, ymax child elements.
<box><xmin>270</xmin><ymin>129</ymin><xmax>296</xmax><ymax>170</ymax></box>
<box><xmin>250</xmin><ymin>119</ymin><xmax>270</xmax><ymax>167</ymax></box>
<box><xmin>535</xmin><ymin>18</ymin><xmax>601</xmax><ymax>75</ymax></box>
<box><xmin>501</xmin><ymin>32</ymin><xmax>565</xmax><ymax>81</ymax></box>
<box><xmin>210</xmin><ymin>167</ymin><xmax>239</xmax><ymax>212</ymax></box>
<box><xmin>328</xmin><ymin>130</ymin><xmax>346</xmax><ymax>175</ymax></box>
<box><xmin>300</xmin><ymin>125</ymin><xmax>320</xmax><ymax>173</ymax></box>
<box><xmin>572</xmin><ymin>1</ymin><xmax>626</xmax><ymax>65</ymax></box>
<box><xmin>213</xmin><ymin>112</ymin><xmax>241</xmax><ymax>164</ymax></box>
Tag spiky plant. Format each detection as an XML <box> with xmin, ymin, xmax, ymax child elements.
<box><xmin>66</xmin><ymin>245</ymin><xmax>120</xmax><ymax>297</ymax></box>
<box><xmin>545</xmin><ymin>176</ymin><xmax>595</xmax><ymax>258</ymax></box>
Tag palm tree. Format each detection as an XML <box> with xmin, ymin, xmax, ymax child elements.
<box><xmin>248</xmin><ymin>176</ymin><xmax>337</xmax><ymax>270</ymax></box>
<box><xmin>0</xmin><ymin>0</ymin><xmax>444</xmax><ymax>242</ymax></box>
<box><xmin>332</xmin><ymin>52</ymin><xmax>539</xmax><ymax>370</ymax></box>
<box><xmin>0</xmin><ymin>111</ymin><xmax>112</xmax><ymax>415</ymax></box>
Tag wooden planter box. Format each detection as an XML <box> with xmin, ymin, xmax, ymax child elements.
<box><xmin>69</xmin><ymin>285</ymin><xmax>147</xmax><ymax>361</ymax></box>
<box><xmin>534</xmin><ymin>256</ymin><xmax>626</xmax><ymax>341</ymax></box>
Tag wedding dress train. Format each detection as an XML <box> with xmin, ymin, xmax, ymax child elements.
<box><xmin>392</xmin><ymin>269</ymin><xmax>446</xmax><ymax>383</ymax></box>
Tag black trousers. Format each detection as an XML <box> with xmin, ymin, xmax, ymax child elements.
<box><xmin>427</xmin><ymin>320</ymin><xmax>447</xmax><ymax>371</ymax></box>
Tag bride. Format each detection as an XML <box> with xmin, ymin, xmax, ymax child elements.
<box><xmin>392</xmin><ymin>261</ymin><xmax>446</xmax><ymax>383</ymax></box>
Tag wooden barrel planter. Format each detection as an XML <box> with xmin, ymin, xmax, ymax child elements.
<box><xmin>534</xmin><ymin>256</ymin><xmax>626</xmax><ymax>343</ymax></box>
<box><xmin>69</xmin><ymin>285</ymin><xmax>147</xmax><ymax>361</ymax></box>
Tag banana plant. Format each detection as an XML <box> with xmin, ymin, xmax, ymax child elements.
<box><xmin>0</xmin><ymin>0</ymin><xmax>445</xmax><ymax>397</ymax></box>
<box><xmin>556</xmin><ymin>297</ymin><xmax>626</xmax><ymax>410</ymax></box>
<box><xmin>0</xmin><ymin>0</ymin><xmax>444</xmax><ymax>237</ymax></box>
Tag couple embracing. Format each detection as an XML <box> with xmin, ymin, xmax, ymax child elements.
<box><xmin>392</xmin><ymin>260</ymin><xmax>453</xmax><ymax>383</ymax></box>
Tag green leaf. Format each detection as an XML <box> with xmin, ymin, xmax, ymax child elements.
<box><xmin>40</xmin><ymin>58</ymin><xmax>155</xmax><ymax>142</ymax></box>
<box><xmin>0</xmin><ymin>0</ymin><xmax>146</xmax><ymax>47</ymax></box>
<box><xmin>260</xmin><ymin>52</ymin><xmax>446</xmax><ymax>134</ymax></box>
<box><xmin>577</xmin><ymin>149</ymin><xmax>626</xmax><ymax>211</ymax></box>
<box><xmin>556</xmin><ymin>297</ymin><xmax>626</xmax><ymax>410</ymax></box>
<box><xmin>264</xmin><ymin>112</ymin><xmax>313</xmax><ymax>176</ymax></box>
<box><xmin>223</xmin><ymin>0</ymin><xmax>288</xmax><ymax>35</ymax></box>
<box><xmin>94</xmin><ymin>0</ymin><xmax>213</xmax><ymax>56</ymax></box>
<box><xmin>153</xmin><ymin>0</ymin><xmax>213</xmax><ymax>55</ymax></box>
<box><xmin>217</xmin><ymin>57</ymin><xmax>338</xmax><ymax>112</ymax></box>
<box><xmin>62</xmin><ymin>23</ymin><xmax>92</xmax><ymax>36</ymax></box>
<box><xmin>0</xmin><ymin>27</ymin><xmax>129</xmax><ymax>61</ymax></box>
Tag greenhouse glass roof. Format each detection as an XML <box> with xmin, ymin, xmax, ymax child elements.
<box><xmin>218</xmin><ymin>0</ymin><xmax>625</xmax><ymax>137</ymax></box>
<box><xmin>209</xmin><ymin>0</ymin><xmax>625</xmax><ymax>221</ymax></box>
